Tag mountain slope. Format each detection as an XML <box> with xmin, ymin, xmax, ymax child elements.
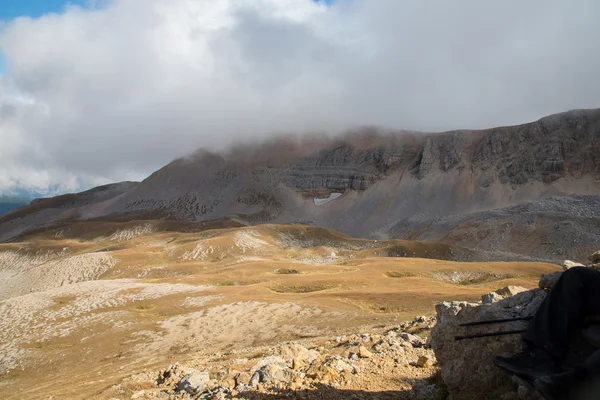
<box><xmin>2</xmin><ymin>109</ymin><xmax>600</xmax><ymax>260</ymax></box>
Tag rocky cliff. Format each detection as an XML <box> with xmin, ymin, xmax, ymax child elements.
<box><xmin>2</xmin><ymin>109</ymin><xmax>600</xmax><ymax>260</ymax></box>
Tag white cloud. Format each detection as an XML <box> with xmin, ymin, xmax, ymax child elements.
<box><xmin>0</xmin><ymin>0</ymin><xmax>599</xmax><ymax>194</ymax></box>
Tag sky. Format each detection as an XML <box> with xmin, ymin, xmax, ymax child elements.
<box><xmin>0</xmin><ymin>1</ymin><xmax>87</xmax><ymax>20</ymax></box>
<box><xmin>0</xmin><ymin>0</ymin><xmax>599</xmax><ymax>196</ymax></box>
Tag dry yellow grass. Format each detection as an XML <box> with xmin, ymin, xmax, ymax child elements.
<box><xmin>0</xmin><ymin>220</ymin><xmax>560</xmax><ymax>399</ymax></box>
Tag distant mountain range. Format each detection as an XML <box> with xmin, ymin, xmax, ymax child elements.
<box><xmin>1</xmin><ymin>108</ymin><xmax>600</xmax><ymax>262</ymax></box>
<box><xmin>0</xmin><ymin>195</ymin><xmax>33</xmax><ymax>216</ymax></box>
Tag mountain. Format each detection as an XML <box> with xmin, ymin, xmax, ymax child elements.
<box><xmin>2</xmin><ymin>108</ymin><xmax>600</xmax><ymax>261</ymax></box>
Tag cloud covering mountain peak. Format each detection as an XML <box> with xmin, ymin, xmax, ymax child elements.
<box><xmin>1</xmin><ymin>0</ymin><xmax>599</xmax><ymax>194</ymax></box>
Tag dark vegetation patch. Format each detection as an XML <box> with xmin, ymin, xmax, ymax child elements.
<box><xmin>271</xmin><ymin>283</ymin><xmax>334</xmax><ymax>293</ymax></box>
<box><xmin>273</xmin><ymin>268</ymin><xmax>300</xmax><ymax>274</ymax></box>
<box><xmin>384</xmin><ymin>271</ymin><xmax>418</xmax><ymax>278</ymax></box>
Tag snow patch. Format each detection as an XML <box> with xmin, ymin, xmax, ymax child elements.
<box><xmin>314</xmin><ymin>192</ymin><xmax>342</xmax><ymax>206</ymax></box>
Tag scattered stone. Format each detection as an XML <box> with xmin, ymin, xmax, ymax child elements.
<box><xmin>260</xmin><ymin>362</ymin><xmax>292</xmax><ymax>384</ymax></box>
<box><xmin>125</xmin><ymin>315</ymin><xmax>446</xmax><ymax>400</ymax></box>
<box><xmin>332</xmin><ymin>357</ymin><xmax>354</xmax><ymax>374</ymax></box>
<box><xmin>358</xmin><ymin>346</ymin><xmax>372</xmax><ymax>358</ymax></box>
<box><xmin>562</xmin><ymin>260</ymin><xmax>585</xmax><ymax>270</ymax></box>
<box><xmin>416</xmin><ymin>355</ymin><xmax>433</xmax><ymax>368</ymax></box>
<box><xmin>234</xmin><ymin>371</ymin><xmax>250</xmax><ymax>387</ymax></box>
<box><xmin>248</xmin><ymin>371</ymin><xmax>261</xmax><ymax>387</ymax></box>
<box><xmin>399</xmin><ymin>332</ymin><xmax>424</xmax><ymax>347</ymax></box>
<box><xmin>130</xmin><ymin>391</ymin><xmax>145</xmax><ymax>399</ymax></box>
<box><xmin>385</xmin><ymin>330</ymin><xmax>397</xmax><ymax>338</ymax></box>
<box><xmin>292</xmin><ymin>358</ymin><xmax>305</xmax><ymax>371</ymax></box>
<box><xmin>589</xmin><ymin>250</ymin><xmax>600</xmax><ymax>263</ymax></box>
<box><xmin>306</xmin><ymin>364</ymin><xmax>340</xmax><ymax>384</ymax></box>
<box><xmin>276</xmin><ymin>343</ymin><xmax>319</xmax><ymax>364</ymax></box>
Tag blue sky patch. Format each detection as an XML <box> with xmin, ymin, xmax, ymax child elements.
<box><xmin>0</xmin><ymin>0</ymin><xmax>87</xmax><ymax>20</ymax></box>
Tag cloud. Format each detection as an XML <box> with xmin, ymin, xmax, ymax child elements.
<box><xmin>0</xmin><ymin>0</ymin><xmax>599</xmax><ymax>194</ymax></box>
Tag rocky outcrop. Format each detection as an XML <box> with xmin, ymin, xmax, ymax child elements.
<box><xmin>431</xmin><ymin>289</ymin><xmax>546</xmax><ymax>400</ymax></box>
<box><xmin>432</xmin><ymin>252</ymin><xmax>600</xmax><ymax>399</ymax></box>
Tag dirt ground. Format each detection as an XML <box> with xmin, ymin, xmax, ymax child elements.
<box><xmin>0</xmin><ymin>221</ymin><xmax>560</xmax><ymax>399</ymax></box>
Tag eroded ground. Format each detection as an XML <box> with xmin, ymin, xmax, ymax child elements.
<box><xmin>0</xmin><ymin>221</ymin><xmax>560</xmax><ymax>399</ymax></box>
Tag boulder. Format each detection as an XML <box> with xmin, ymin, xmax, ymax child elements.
<box><xmin>398</xmin><ymin>332</ymin><xmax>425</xmax><ymax>347</ymax></box>
<box><xmin>249</xmin><ymin>356</ymin><xmax>298</xmax><ymax>385</ymax></box>
<box><xmin>176</xmin><ymin>372</ymin><xmax>210</xmax><ymax>394</ymax></box>
<box><xmin>495</xmin><ymin>286</ymin><xmax>527</xmax><ymax>297</ymax></box>
<box><xmin>589</xmin><ymin>250</ymin><xmax>600</xmax><ymax>263</ymax></box>
<box><xmin>431</xmin><ymin>289</ymin><xmax>547</xmax><ymax>399</ymax></box>
<box><xmin>481</xmin><ymin>292</ymin><xmax>504</xmax><ymax>304</ymax></box>
<box><xmin>538</xmin><ymin>271</ymin><xmax>562</xmax><ymax>289</ymax></box>
<box><xmin>260</xmin><ymin>362</ymin><xmax>293</xmax><ymax>384</ymax></box>
<box><xmin>482</xmin><ymin>286</ymin><xmax>527</xmax><ymax>304</ymax></box>
<box><xmin>276</xmin><ymin>343</ymin><xmax>319</xmax><ymax>364</ymax></box>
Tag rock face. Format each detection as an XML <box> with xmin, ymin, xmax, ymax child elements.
<box><xmin>431</xmin><ymin>289</ymin><xmax>547</xmax><ymax>399</ymax></box>
<box><xmin>3</xmin><ymin>109</ymin><xmax>600</xmax><ymax>261</ymax></box>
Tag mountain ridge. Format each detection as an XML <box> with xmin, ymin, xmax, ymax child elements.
<box><xmin>2</xmin><ymin>108</ymin><xmax>600</xmax><ymax>261</ymax></box>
